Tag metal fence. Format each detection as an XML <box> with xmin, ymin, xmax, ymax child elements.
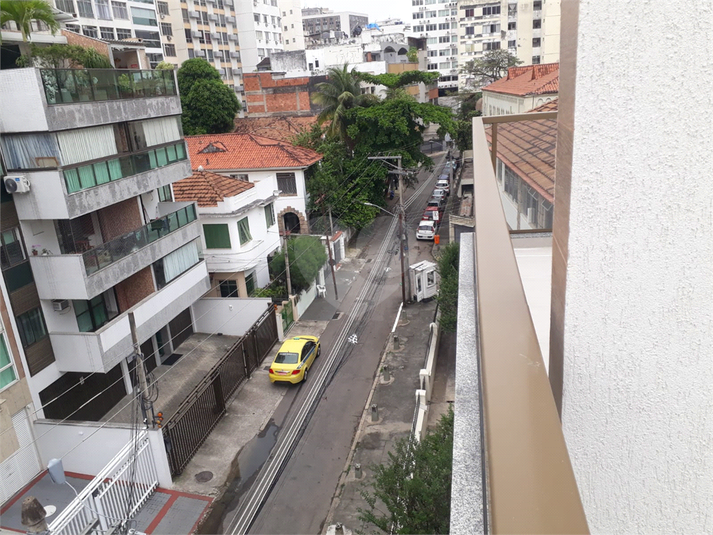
<box><xmin>163</xmin><ymin>307</ymin><xmax>278</xmax><ymax>476</ymax></box>
<box><xmin>48</xmin><ymin>431</ymin><xmax>158</xmax><ymax>535</ymax></box>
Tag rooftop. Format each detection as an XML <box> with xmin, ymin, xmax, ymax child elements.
<box><xmin>186</xmin><ymin>134</ymin><xmax>322</xmax><ymax>171</ymax></box>
<box><xmin>173</xmin><ymin>168</ymin><xmax>254</xmax><ymax>207</ymax></box>
<box><xmin>233</xmin><ymin>116</ymin><xmax>319</xmax><ymax>142</ymax></box>
<box><xmin>483</xmin><ymin>63</ymin><xmax>559</xmax><ymax>97</ymax></box>
<box><xmin>485</xmin><ymin>99</ymin><xmax>558</xmax><ymax>202</ymax></box>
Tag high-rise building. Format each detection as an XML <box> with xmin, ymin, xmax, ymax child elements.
<box><xmin>234</xmin><ymin>0</ymin><xmax>284</xmax><ymax>73</ymax></box>
<box><xmin>0</xmin><ymin>66</ymin><xmax>210</xmax><ymax>422</ymax></box>
<box><xmin>410</xmin><ymin>0</ymin><xmax>459</xmax><ymax>92</ymax></box>
<box><xmin>52</xmin><ymin>0</ymin><xmax>165</xmax><ymax>68</ymax></box>
<box><xmin>278</xmin><ymin>0</ymin><xmax>304</xmax><ymax>51</ymax></box>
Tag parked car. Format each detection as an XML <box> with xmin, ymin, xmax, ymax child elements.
<box><xmin>422</xmin><ymin>206</ymin><xmax>441</xmax><ymax>222</ymax></box>
<box><xmin>431</xmin><ymin>189</ymin><xmax>447</xmax><ymax>202</ymax></box>
<box><xmin>427</xmin><ymin>197</ymin><xmax>445</xmax><ymax>212</ymax></box>
<box><xmin>435</xmin><ymin>179</ymin><xmax>450</xmax><ymax>195</ymax></box>
<box><xmin>269</xmin><ymin>336</ymin><xmax>321</xmax><ymax>384</ymax></box>
<box><xmin>439</xmin><ymin>173</ymin><xmax>450</xmax><ymax>182</ymax></box>
<box><xmin>416</xmin><ymin>220</ymin><xmax>437</xmax><ymax>241</ymax></box>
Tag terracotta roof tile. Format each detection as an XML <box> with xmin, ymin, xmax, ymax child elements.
<box><xmin>173</xmin><ymin>168</ymin><xmax>254</xmax><ymax>207</ymax></box>
<box><xmin>485</xmin><ymin>98</ymin><xmax>558</xmax><ymax>202</ymax></box>
<box><xmin>186</xmin><ymin>133</ymin><xmax>322</xmax><ymax>171</ymax></box>
<box><xmin>483</xmin><ymin>63</ymin><xmax>559</xmax><ymax>97</ymax></box>
<box><xmin>233</xmin><ymin>116</ymin><xmax>320</xmax><ymax>142</ymax></box>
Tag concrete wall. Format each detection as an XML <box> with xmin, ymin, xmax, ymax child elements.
<box><xmin>554</xmin><ymin>1</ymin><xmax>713</xmax><ymax>532</ymax></box>
<box><xmin>192</xmin><ymin>297</ymin><xmax>272</xmax><ymax>336</ymax></box>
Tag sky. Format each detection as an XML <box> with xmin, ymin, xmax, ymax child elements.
<box><xmin>300</xmin><ymin>0</ymin><xmax>412</xmax><ymax>25</ymax></box>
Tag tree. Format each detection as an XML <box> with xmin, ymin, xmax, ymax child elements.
<box><xmin>1</xmin><ymin>0</ymin><xmax>58</xmax><ymax>42</ymax></box>
<box><xmin>269</xmin><ymin>236</ymin><xmax>327</xmax><ymax>294</ymax></box>
<box><xmin>436</xmin><ymin>242</ymin><xmax>459</xmax><ymax>332</ymax></box>
<box><xmin>355</xmin><ymin>70</ymin><xmax>440</xmax><ymax>89</ymax></box>
<box><xmin>312</xmin><ymin>64</ymin><xmax>376</xmax><ymax>143</ymax></box>
<box><xmin>461</xmin><ymin>49</ymin><xmax>523</xmax><ymax>89</ymax></box>
<box><xmin>359</xmin><ymin>407</ymin><xmax>454</xmax><ymax>534</ymax></box>
<box><xmin>177</xmin><ymin>59</ymin><xmax>240</xmax><ymax>135</ymax></box>
<box><xmin>155</xmin><ymin>60</ymin><xmax>175</xmax><ymax>70</ymax></box>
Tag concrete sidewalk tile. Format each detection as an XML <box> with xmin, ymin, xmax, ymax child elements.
<box><xmin>150</xmin><ymin>496</ymin><xmax>209</xmax><ymax>535</ymax></box>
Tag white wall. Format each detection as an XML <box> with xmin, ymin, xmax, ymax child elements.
<box><xmin>559</xmin><ymin>1</ymin><xmax>713</xmax><ymax>532</ymax></box>
<box><xmin>191</xmin><ymin>297</ymin><xmax>272</xmax><ymax>336</ymax></box>
<box><xmin>0</xmin><ymin>69</ymin><xmax>49</xmax><ymax>134</ymax></box>
<box><xmin>278</xmin><ymin>0</ymin><xmax>305</xmax><ymax>51</ymax></box>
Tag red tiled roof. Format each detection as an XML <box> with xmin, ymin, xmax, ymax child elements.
<box><xmin>173</xmin><ymin>168</ymin><xmax>254</xmax><ymax>207</ymax></box>
<box><xmin>186</xmin><ymin>133</ymin><xmax>322</xmax><ymax>171</ymax></box>
<box><xmin>485</xmin><ymin>98</ymin><xmax>558</xmax><ymax>202</ymax></box>
<box><xmin>483</xmin><ymin>63</ymin><xmax>559</xmax><ymax>97</ymax></box>
<box><xmin>233</xmin><ymin>115</ymin><xmax>320</xmax><ymax>142</ymax></box>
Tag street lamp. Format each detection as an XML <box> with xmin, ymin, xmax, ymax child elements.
<box><xmin>364</xmin><ymin>202</ymin><xmax>408</xmax><ymax>304</ymax></box>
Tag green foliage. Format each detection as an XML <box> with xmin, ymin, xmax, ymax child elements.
<box><xmin>452</xmin><ymin>92</ymin><xmax>482</xmax><ymax>152</ymax></box>
<box><xmin>359</xmin><ymin>407</ymin><xmax>453</xmax><ymax>534</ymax></box>
<box><xmin>1</xmin><ymin>0</ymin><xmax>58</xmax><ymax>42</ymax></box>
<box><xmin>406</xmin><ymin>46</ymin><xmax>418</xmax><ymax>63</ymax></box>
<box><xmin>268</xmin><ymin>236</ymin><xmax>328</xmax><ymax>294</ymax></box>
<box><xmin>355</xmin><ymin>70</ymin><xmax>440</xmax><ymax>89</ymax></box>
<box><xmin>436</xmin><ymin>242</ymin><xmax>459</xmax><ymax>332</ymax></box>
<box><xmin>14</xmin><ymin>43</ymin><xmax>111</xmax><ymax>68</ymax></box>
<box><xmin>461</xmin><ymin>49</ymin><xmax>523</xmax><ymax>88</ymax></box>
<box><xmin>251</xmin><ymin>283</ymin><xmax>287</xmax><ymax>298</ymax></box>
<box><xmin>155</xmin><ymin>60</ymin><xmax>175</xmax><ymax>70</ymax></box>
<box><xmin>177</xmin><ymin>59</ymin><xmax>240</xmax><ymax>135</ymax></box>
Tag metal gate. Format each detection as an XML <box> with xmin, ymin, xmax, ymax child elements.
<box><xmin>162</xmin><ymin>306</ymin><xmax>278</xmax><ymax>476</ymax></box>
<box><xmin>332</xmin><ymin>238</ymin><xmax>342</xmax><ymax>265</ymax></box>
<box><xmin>281</xmin><ymin>300</ymin><xmax>294</xmax><ymax>332</ymax></box>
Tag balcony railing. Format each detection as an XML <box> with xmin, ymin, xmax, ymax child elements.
<box><xmin>63</xmin><ymin>141</ymin><xmax>187</xmax><ymax>194</ymax></box>
<box><xmin>39</xmin><ymin>68</ymin><xmax>177</xmax><ymax>105</ymax></box>
<box><xmin>82</xmin><ymin>204</ymin><xmax>197</xmax><ymax>276</ymax></box>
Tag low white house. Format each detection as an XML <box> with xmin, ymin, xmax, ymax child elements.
<box><xmin>174</xmin><ymin>168</ymin><xmax>281</xmax><ymax>297</ymax></box>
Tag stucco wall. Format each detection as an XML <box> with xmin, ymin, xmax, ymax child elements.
<box><xmin>558</xmin><ymin>1</ymin><xmax>713</xmax><ymax>532</ymax></box>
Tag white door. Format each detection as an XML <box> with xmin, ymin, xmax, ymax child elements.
<box><xmin>0</xmin><ymin>406</ymin><xmax>42</xmax><ymax>504</ymax></box>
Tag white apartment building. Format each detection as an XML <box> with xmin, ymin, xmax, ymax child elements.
<box><xmin>457</xmin><ymin>0</ymin><xmax>561</xmax><ymax>89</ymax></box>
<box><xmin>411</xmin><ymin>0</ymin><xmax>460</xmax><ymax>92</ymax></box>
<box><xmin>52</xmin><ymin>0</ymin><xmax>165</xmax><ymax>67</ymax></box>
<box><xmin>278</xmin><ymin>0</ymin><xmax>305</xmax><ymax>51</ymax></box>
<box><xmin>302</xmin><ymin>8</ymin><xmax>368</xmax><ymax>46</ymax></box>
<box><xmin>235</xmin><ymin>0</ymin><xmax>284</xmax><ymax>73</ymax></box>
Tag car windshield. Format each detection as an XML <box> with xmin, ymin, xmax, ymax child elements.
<box><xmin>419</xmin><ymin>224</ymin><xmax>433</xmax><ymax>232</ymax></box>
<box><xmin>275</xmin><ymin>352</ymin><xmax>299</xmax><ymax>364</ymax></box>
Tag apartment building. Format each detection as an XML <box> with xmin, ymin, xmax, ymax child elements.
<box><xmin>234</xmin><ymin>0</ymin><xmax>284</xmax><ymax>74</ymax></box>
<box><xmin>52</xmin><ymin>0</ymin><xmax>164</xmax><ymax>68</ymax></box>
<box><xmin>457</xmin><ymin>0</ymin><xmax>561</xmax><ymax>89</ymax></box>
<box><xmin>302</xmin><ymin>8</ymin><xmax>368</xmax><ymax>45</ymax></box>
<box><xmin>0</xmin><ymin>67</ymin><xmax>210</xmax><ymax>422</ymax></box>
<box><xmin>278</xmin><ymin>0</ymin><xmax>305</xmax><ymax>51</ymax></box>
<box><xmin>410</xmin><ymin>0</ymin><xmax>459</xmax><ymax>92</ymax></box>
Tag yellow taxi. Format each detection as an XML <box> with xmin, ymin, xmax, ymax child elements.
<box><xmin>268</xmin><ymin>336</ymin><xmax>321</xmax><ymax>384</ymax></box>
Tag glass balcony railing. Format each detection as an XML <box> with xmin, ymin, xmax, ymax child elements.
<box><xmin>63</xmin><ymin>142</ymin><xmax>187</xmax><ymax>194</ymax></box>
<box><xmin>39</xmin><ymin>68</ymin><xmax>177</xmax><ymax>105</ymax></box>
<box><xmin>83</xmin><ymin>204</ymin><xmax>197</xmax><ymax>275</ymax></box>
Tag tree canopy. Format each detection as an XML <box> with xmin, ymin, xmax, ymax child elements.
<box><xmin>461</xmin><ymin>49</ymin><xmax>523</xmax><ymax>88</ymax></box>
<box><xmin>177</xmin><ymin>59</ymin><xmax>240</xmax><ymax>135</ymax></box>
<box><xmin>355</xmin><ymin>70</ymin><xmax>440</xmax><ymax>89</ymax></box>
<box><xmin>1</xmin><ymin>0</ymin><xmax>58</xmax><ymax>42</ymax></box>
<box><xmin>359</xmin><ymin>407</ymin><xmax>454</xmax><ymax>534</ymax></box>
<box><xmin>15</xmin><ymin>43</ymin><xmax>112</xmax><ymax>69</ymax></box>
<box><xmin>269</xmin><ymin>235</ymin><xmax>328</xmax><ymax>294</ymax></box>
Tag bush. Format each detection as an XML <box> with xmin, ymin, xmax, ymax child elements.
<box><xmin>268</xmin><ymin>236</ymin><xmax>327</xmax><ymax>295</ymax></box>
<box><xmin>436</xmin><ymin>242</ymin><xmax>459</xmax><ymax>332</ymax></box>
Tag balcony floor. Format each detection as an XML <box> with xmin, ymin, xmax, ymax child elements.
<box><xmin>101</xmin><ymin>333</ymin><xmax>239</xmax><ymax>424</ymax></box>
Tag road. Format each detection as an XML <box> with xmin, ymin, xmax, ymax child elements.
<box><xmin>219</xmin><ymin>153</ymin><xmax>450</xmax><ymax>535</ymax></box>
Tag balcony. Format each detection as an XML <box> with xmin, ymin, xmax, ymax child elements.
<box><xmin>30</xmin><ymin>203</ymin><xmax>199</xmax><ymax>301</ymax></box>
<box><xmin>49</xmin><ymin>260</ymin><xmax>209</xmax><ymax>373</ymax></box>
<box><xmin>0</xmin><ymin>68</ymin><xmax>181</xmax><ymax>134</ymax></box>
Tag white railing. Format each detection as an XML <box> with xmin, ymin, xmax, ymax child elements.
<box><xmin>48</xmin><ymin>431</ymin><xmax>158</xmax><ymax>535</ymax></box>
<box><xmin>414</xmin><ymin>311</ymin><xmax>441</xmax><ymax>441</ymax></box>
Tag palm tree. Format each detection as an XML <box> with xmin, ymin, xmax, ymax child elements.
<box><xmin>1</xmin><ymin>0</ymin><xmax>59</xmax><ymax>42</ymax></box>
<box><xmin>312</xmin><ymin>64</ymin><xmax>374</xmax><ymax>142</ymax></box>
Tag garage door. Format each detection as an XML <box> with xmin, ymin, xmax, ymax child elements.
<box><xmin>0</xmin><ymin>406</ymin><xmax>42</xmax><ymax>504</ymax></box>
<box><xmin>168</xmin><ymin>308</ymin><xmax>193</xmax><ymax>350</ymax></box>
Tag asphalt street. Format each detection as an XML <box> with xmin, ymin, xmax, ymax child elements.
<box><xmin>222</xmin><ymin>153</ymin><xmax>449</xmax><ymax>535</ymax></box>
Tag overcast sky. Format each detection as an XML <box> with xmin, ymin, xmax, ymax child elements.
<box><xmin>301</xmin><ymin>0</ymin><xmax>412</xmax><ymax>25</ymax></box>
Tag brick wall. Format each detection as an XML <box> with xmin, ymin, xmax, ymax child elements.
<box><xmin>244</xmin><ymin>73</ymin><xmax>323</xmax><ymax>117</ymax></box>
<box><xmin>97</xmin><ymin>198</ymin><xmax>142</xmax><ymax>242</ymax></box>
<box><xmin>61</xmin><ymin>29</ymin><xmax>112</xmax><ymax>61</ymax></box>
<box><xmin>114</xmin><ymin>267</ymin><xmax>155</xmax><ymax>312</ymax></box>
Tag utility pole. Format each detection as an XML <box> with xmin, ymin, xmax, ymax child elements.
<box><xmin>129</xmin><ymin>312</ymin><xmax>153</xmax><ymax>428</ymax></box>
<box><xmin>328</xmin><ymin>207</ymin><xmax>335</xmax><ymax>237</ymax></box>
<box><xmin>324</xmin><ymin>215</ymin><xmax>339</xmax><ymax>300</ymax></box>
<box><xmin>282</xmin><ymin>232</ymin><xmax>293</xmax><ymax>297</ymax></box>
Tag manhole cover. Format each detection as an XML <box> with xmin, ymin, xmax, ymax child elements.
<box><xmin>332</xmin><ymin>312</ymin><xmax>342</xmax><ymax>320</ymax></box>
<box><xmin>194</xmin><ymin>471</ymin><xmax>213</xmax><ymax>483</ymax></box>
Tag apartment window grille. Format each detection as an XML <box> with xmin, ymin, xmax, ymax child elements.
<box><xmin>237</xmin><ymin>217</ymin><xmax>252</xmax><ymax>245</ymax></box>
<box><xmin>219</xmin><ymin>280</ymin><xmax>238</xmax><ymax>297</ymax></box>
<box><xmin>533</xmin><ymin>19</ymin><xmax>541</xmax><ymax>29</ymax></box>
<box><xmin>16</xmin><ymin>308</ymin><xmax>47</xmax><ymax>348</ymax></box>
<box><xmin>157</xmin><ymin>1</ymin><xmax>169</xmax><ymax>15</ymax></box>
<box><xmin>427</xmin><ymin>63</ymin><xmax>438</xmax><ymax>70</ymax></box>
<box><xmin>116</xmin><ymin>27</ymin><xmax>131</xmax><ymax>39</ymax></box>
<box><xmin>164</xmin><ymin>43</ymin><xmax>176</xmax><ymax>56</ymax></box>
<box><xmin>65</xmin><ymin>23</ymin><xmax>80</xmax><ymax>32</ymax></box>
<box><xmin>95</xmin><ymin>0</ymin><xmax>112</xmax><ymax>20</ymax></box>
<box><xmin>438</xmin><ymin>22</ymin><xmax>449</xmax><ymax>30</ymax></box>
<box><xmin>76</xmin><ymin>0</ymin><xmax>94</xmax><ymax>18</ymax></box>
<box><xmin>82</xmin><ymin>25</ymin><xmax>98</xmax><ymax>37</ymax></box>
<box><xmin>482</xmin><ymin>5</ymin><xmax>500</xmax><ymax>16</ymax></box>
<box><xmin>533</xmin><ymin>0</ymin><xmax>542</xmax><ymax>9</ymax></box>
<box><xmin>483</xmin><ymin>41</ymin><xmax>500</xmax><ymax>50</ymax></box>
<box><xmin>508</xmin><ymin>39</ymin><xmax>516</xmax><ymax>48</ymax></box>
<box><xmin>425</xmin><ymin>24</ymin><xmax>436</xmax><ymax>31</ymax></box>
<box><xmin>0</xmin><ymin>228</ymin><xmax>26</xmax><ymax>270</ymax></box>
<box><xmin>204</xmin><ymin>224</ymin><xmax>231</xmax><ymax>248</ymax></box>
<box><xmin>160</xmin><ymin>22</ymin><xmax>172</xmax><ymax>35</ymax></box>
<box><xmin>532</xmin><ymin>55</ymin><xmax>541</xmax><ymax>64</ymax></box>
<box><xmin>508</xmin><ymin>21</ymin><xmax>516</xmax><ymax>30</ymax></box>
<box><xmin>0</xmin><ymin>335</ymin><xmax>17</xmax><ymax>391</ymax></box>
<box><xmin>438</xmin><ymin>35</ymin><xmax>450</xmax><ymax>43</ymax></box>
<box><xmin>276</xmin><ymin>172</ymin><xmax>297</xmax><ymax>195</ymax></box>
<box><xmin>111</xmin><ymin>0</ymin><xmax>128</xmax><ymax>19</ymax></box>
<box><xmin>254</xmin><ymin>13</ymin><xmax>260</xmax><ymax>22</ymax></box>
<box><xmin>532</xmin><ymin>37</ymin><xmax>541</xmax><ymax>47</ymax></box>
<box><xmin>100</xmin><ymin>26</ymin><xmax>115</xmax><ymax>39</ymax></box>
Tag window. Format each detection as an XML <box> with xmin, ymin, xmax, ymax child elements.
<box><xmin>508</xmin><ymin>21</ymin><xmax>516</xmax><ymax>30</ymax></box>
<box><xmin>100</xmin><ymin>26</ymin><xmax>115</xmax><ymax>39</ymax></box>
<box><xmin>532</xmin><ymin>37</ymin><xmax>541</xmax><ymax>47</ymax></box>
<box><xmin>276</xmin><ymin>172</ymin><xmax>297</xmax><ymax>195</ymax></box>
<box><xmin>95</xmin><ymin>0</ymin><xmax>111</xmax><ymax>19</ymax></box>
<box><xmin>263</xmin><ymin>14</ymin><xmax>268</xmax><ymax>24</ymax></box>
<box><xmin>483</xmin><ymin>41</ymin><xmax>500</xmax><ymax>50</ymax></box>
<box><xmin>201</xmin><ymin>11</ymin><xmax>209</xmax><ymax>25</ymax></box>
<box><xmin>135</xmin><ymin>30</ymin><xmax>160</xmax><ymax>47</ymax></box>
<box><xmin>533</xmin><ymin>0</ymin><xmax>542</xmax><ymax>9</ymax></box>
<box><xmin>181</xmin><ymin>8</ymin><xmax>189</xmax><ymax>22</ymax></box>
<box><xmin>237</xmin><ymin>217</ymin><xmax>252</xmax><ymax>245</ymax></box>
<box><xmin>0</xmin><ymin>228</ymin><xmax>25</xmax><ymax>270</ymax></box>
<box><xmin>131</xmin><ymin>7</ymin><xmax>157</xmax><ymax>26</ymax></box>
<box><xmin>204</xmin><ymin>224</ymin><xmax>231</xmax><ymax>248</ymax></box>
<box><xmin>254</xmin><ymin>13</ymin><xmax>260</xmax><ymax>23</ymax></box>
<box><xmin>157</xmin><ymin>1</ymin><xmax>169</xmax><ymax>15</ymax></box>
<box><xmin>245</xmin><ymin>271</ymin><xmax>255</xmax><ymax>295</ymax></box>
<box><xmin>508</xmin><ymin>39</ymin><xmax>516</xmax><ymax>48</ymax></box>
<box><xmin>439</xmin><ymin>61</ymin><xmax>449</xmax><ymax>69</ymax></box>
<box><xmin>74</xmin><ymin>293</ymin><xmax>117</xmax><ymax>332</ymax></box>
<box><xmin>111</xmin><ymin>0</ymin><xmax>128</xmax><ymax>19</ymax></box>
<box><xmin>482</xmin><ymin>5</ymin><xmax>500</xmax><ymax>16</ymax></box>
<box><xmin>206</xmin><ymin>49</ymin><xmax>213</xmax><ymax>61</ymax></box>
<box><xmin>427</xmin><ymin>49</ymin><xmax>437</xmax><ymax>57</ymax></box>
<box><xmin>76</xmin><ymin>0</ymin><xmax>94</xmax><ymax>18</ymax></box>
<box><xmin>271</xmin><ymin>15</ymin><xmax>276</xmax><ymax>24</ymax></box>
<box><xmin>158</xmin><ymin>184</ymin><xmax>172</xmax><ymax>201</ymax></box>
<box><xmin>438</xmin><ymin>9</ymin><xmax>449</xmax><ymax>16</ymax></box>
<box><xmin>65</xmin><ymin>23</ymin><xmax>80</xmax><ymax>32</ymax></box>
<box><xmin>464</xmin><ymin>8</ymin><xmax>474</xmax><ymax>16</ymax></box>
<box><xmin>533</xmin><ymin>19</ymin><xmax>541</xmax><ymax>29</ymax></box>
<box><xmin>257</xmin><ymin>47</ymin><xmax>265</xmax><ymax>56</ymax></box>
<box><xmin>425</xmin><ymin>24</ymin><xmax>436</xmax><ymax>31</ymax></box>
<box><xmin>160</xmin><ymin>22</ymin><xmax>172</xmax><ymax>35</ymax></box>
<box><xmin>0</xmin><ymin>335</ymin><xmax>17</xmax><ymax>390</ymax></box>
<box><xmin>438</xmin><ymin>35</ymin><xmax>450</xmax><ymax>43</ymax></box>
<box><xmin>153</xmin><ymin>242</ymin><xmax>200</xmax><ymax>288</ymax></box>
<box><xmin>164</xmin><ymin>43</ymin><xmax>176</xmax><ymax>56</ymax></box>
<box><xmin>16</xmin><ymin>308</ymin><xmax>47</xmax><ymax>348</ymax></box>
<box><xmin>438</xmin><ymin>22</ymin><xmax>449</xmax><ymax>30</ymax></box>
<box><xmin>412</xmin><ymin>12</ymin><xmax>423</xmax><ymax>19</ymax></box>
<box><xmin>425</xmin><ymin>10</ymin><xmax>436</xmax><ymax>17</ymax></box>
<box><xmin>412</xmin><ymin>0</ymin><xmax>423</xmax><ymax>5</ymax></box>
<box><xmin>483</xmin><ymin>23</ymin><xmax>499</xmax><ymax>34</ymax></box>
<box><xmin>116</xmin><ymin>27</ymin><xmax>131</xmax><ymax>39</ymax></box>
<box><xmin>229</xmin><ymin>173</ymin><xmax>248</xmax><ymax>181</ymax></box>
<box><xmin>264</xmin><ymin>203</ymin><xmax>275</xmax><ymax>228</ymax></box>
<box><xmin>427</xmin><ymin>37</ymin><xmax>437</xmax><ymax>44</ymax></box>
<box><xmin>427</xmin><ymin>63</ymin><xmax>438</xmax><ymax>70</ymax></box>
<box><xmin>465</xmin><ymin>26</ymin><xmax>474</xmax><ymax>35</ymax></box>
<box><xmin>56</xmin><ymin>0</ymin><xmax>75</xmax><ymax>14</ymax></box>
<box><xmin>413</xmin><ymin>25</ymin><xmax>424</xmax><ymax>32</ymax></box>
<box><xmin>219</xmin><ymin>280</ymin><xmax>238</xmax><ymax>297</ymax></box>
<box><xmin>188</xmin><ymin>49</ymin><xmax>195</xmax><ymax>59</ymax></box>
<box><xmin>439</xmin><ymin>48</ymin><xmax>450</xmax><ymax>56</ymax></box>
<box><xmin>255</xmin><ymin>30</ymin><xmax>263</xmax><ymax>39</ymax></box>
<box><xmin>82</xmin><ymin>25</ymin><xmax>98</xmax><ymax>37</ymax></box>
<box><xmin>532</xmin><ymin>55</ymin><xmax>541</xmax><ymax>64</ymax></box>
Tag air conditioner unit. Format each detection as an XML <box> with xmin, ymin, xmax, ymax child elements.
<box><xmin>52</xmin><ymin>299</ymin><xmax>70</xmax><ymax>312</ymax></box>
<box><xmin>3</xmin><ymin>175</ymin><xmax>30</xmax><ymax>194</ymax></box>
<box><xmin>166</xmin><ymin>35</ymin><xmax>172</xmax><ymax>41</ymax></box>
<box><xmin>208</xmin><ymin>13</ymin><xmax>218</xmax><ymax>21</ymax></box>
<box><xmin>192</xmin><ymin>30</ymin><xmax>201</xmax><ymax>38</ymax></box>
<box><xmin>232</xmin><ymin>67</ymin><xmax>242</xmax><ymax>74</ymax></box>
<box><xmin>160</xmin><ymin>13</ymin><xmax>165</xmax><ymax>19</ymax></box>
<box><xmin>224</xmin><ymin>0</ymin><xmax>233</xmax><ymax>5</ymax></box>
<box><xmin>189</xmin><ymin>10</ymin><xmax>199</xmax><ymax>18</ymax></box>
<box><xmin>195</xmin><ymin>49</ymin><xmax>205</xmax><ymax>56</ymax></box>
